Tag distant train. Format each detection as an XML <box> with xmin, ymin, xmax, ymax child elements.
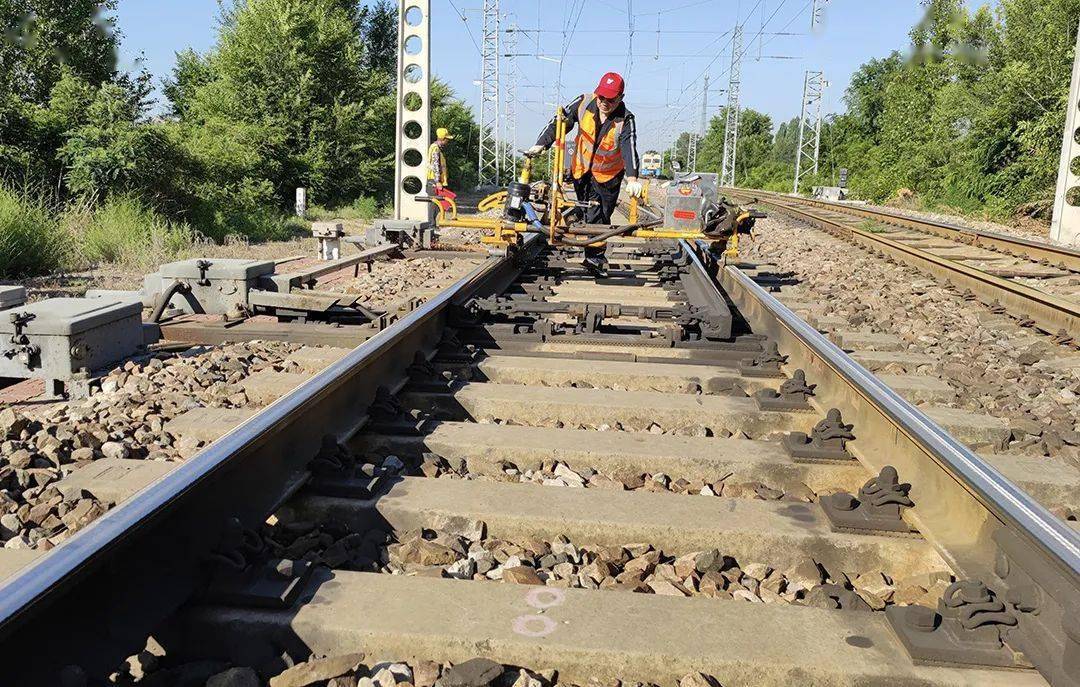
<box><xmin>641</xmin><ymin>150</ymin><xmax>662</xmax><ymax>178</ymax></box>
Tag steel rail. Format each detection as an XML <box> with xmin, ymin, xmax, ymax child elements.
<box><xmin>693</xmin><ymin>241</ymin><xmax>1079</xmax><ymax>683</ymax></box>
<box><xmin>733</xmin><ymin>191</ymin><xmax>1080</xmax><ymax>340</ymax></box>
<box><xmin>748</xmin><ymin>189</ymin><xmax>1080</xmax><ymax>272</ymax></box>
<box><xmin>0</xmin><ymin>234</ymin><xmax>540</xmax><ymax>682</ymax></box>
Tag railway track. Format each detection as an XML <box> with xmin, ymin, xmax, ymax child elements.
<box><xmin>0</xmin><ymin>231</ymin><xmax>1077</xmax><ymax>686</ymax></box>
<box><xmin>725</xmin><ymin>189</ymin><xmax>1080</xmax><ymax>345</ymax></box>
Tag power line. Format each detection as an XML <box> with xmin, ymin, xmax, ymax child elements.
<box><xmin>446</xmin><ymin>0</ymin><xmax>483</xmax><ymax>56</ymax></box>
<box><xmin>506</xmin><ymin>28</ymin><xmax>804</xmax><ymax>35</ymax></box>
<box><xmin>654</xmin><ymin>0</ymin><xmax>797</xmax><ymax>155</ymax></box>
<box><xmin>660</xmin><ymin>0</ymin><xmax>765</xmax><ymax>119</ymax></box>
<box><xmin>642</xmin><ymin>0</ymin><xmax>721</xmax><ymax>16</ymax></box>
<box><xmin>584</xmin><ymin>0</ymin><xmax>719</xmax><ymax>14</ymax></box>
<box><xmin>556</xmin><ymin>0</ymin><xmax>587</xmax><ymax>101</ymax></box>
<box><xmin>503</xmin><ymin>53</ymin><xmax>798</xmax><ymax>59</ymax></box>
<box><xmin>667</xmin><ymin>0</ymin><xmax>789</xmax><ymax>123</ymax></box>
<box><xmin>756</xmin><ymin>0</ymin><xmax>813</xmax><ymax>54</ymax></box>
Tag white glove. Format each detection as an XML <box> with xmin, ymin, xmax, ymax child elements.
<box><xmin>625</xmin><ymin>179</ymin><xmax>644</xmax><ymax>198</ymax></box>
<box><xmin>526</xmin><ymin>144</ymin><xmax>545</xmax><ymax>157</ymax></box>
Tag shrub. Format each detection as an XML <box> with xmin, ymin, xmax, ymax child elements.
<box><xmin>0</xmin><ymin>185</ymin><xmax>68</xmax><ymax>278</ymax></box>
<box><xmin>307</xmin><ymin>194</ymin><xmax>381</xmax><ymax>222</ymax></box>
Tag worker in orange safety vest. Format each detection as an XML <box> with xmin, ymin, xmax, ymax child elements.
<box><xmin>529</xmin><ymin>72</ymin><xmax>642</xmax><ymax>275</ymax></box>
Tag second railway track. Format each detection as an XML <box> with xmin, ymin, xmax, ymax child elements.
<box><xmin>726</xmin><ymin>188</ymin><xmax>1080</xmax><ymax>344</ymax></box>
<box><xmin>0</xmin><ymin>232</ymin><xmax>1077</xmax><ymax>686</ymax></box>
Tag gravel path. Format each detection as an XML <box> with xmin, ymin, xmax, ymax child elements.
<box><xmin>744</xmin><ymin>215</ymin><xmax>1080</xmax><ymax>473</ymax></box>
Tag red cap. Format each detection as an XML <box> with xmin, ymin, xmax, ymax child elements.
<box><xmin>595</xmin><ymin>72</ymin><xmax>624</xmax><ymax>99</ymax></box>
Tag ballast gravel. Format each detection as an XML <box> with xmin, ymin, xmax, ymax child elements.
<box><xmin>744</xmin><ymin>215</ymin><xmax>1080</xmax><ymax>469</ymax></box>
<box><xmin>0</xmin><ymin>341</ymin><xmax>304</xmax><ymax>550</ymax></box>
<box><xmin>111</xmin><ymin>649</ymin><xmax>726</xmax><ymax>687</ymax></box>
<box><xmin>342</xmin><ymin>256</ymin><xmax>483</xmax><ymax>310</ymax></box>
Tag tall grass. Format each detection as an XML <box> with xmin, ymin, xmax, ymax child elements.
<box><xmin>0</xmin><ymin>181</ymin><xmax>316</xmax><ymax>279</ymax></box>
<box><xmin>63</xmin><ymin>195</ymin><xmax>202</xmax><ymax>270</ymax></box>
<box><xmin>0</xmin><ymin>186</ymin><xmax>69</xmax><ymax>278</ymax></box>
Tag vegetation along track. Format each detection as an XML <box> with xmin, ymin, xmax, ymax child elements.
<box><xmin>0</xmin><ymin>234</ymin><xmax>1077</xmax><ymax>686</ymax></box>
<box><xmin>726</xmin><ymin>189</ymin><xmax>1080</xmax><ymax>346</ymax></box>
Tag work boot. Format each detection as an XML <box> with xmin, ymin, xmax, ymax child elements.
<box><xmin>582</xmin><ymin>254</ymin><xmax>609</xmax><ymax>278</ymax></box>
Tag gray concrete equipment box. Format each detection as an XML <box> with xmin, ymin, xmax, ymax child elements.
<box><xmin>153</xmin><ymin>258</ymin><xmax>277</xmax><ymax>316</ymax></box>
<box><xmin>0</xmin><ymin>298</ymin><xmax>144</xmax><ymax>389</ymax></box>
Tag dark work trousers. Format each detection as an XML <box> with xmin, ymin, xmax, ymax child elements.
<box><xmin>572</xmin><ymin>171</ymin><xmax>624</xmax><ymax>262</ymax></box>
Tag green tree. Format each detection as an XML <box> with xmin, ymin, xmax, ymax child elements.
<box><xmin>164</xmin><ymin>0</ymin><xmax>399</xmax><ymax>233</ymax></box>
<box><xmin>720</xmin><ymin>0</ymin><xmax>1080</xmax><ymax>224</ymax></box>
<box><xmin>59</xmin><ymin>79</ymin><xmax>180</xmax><ymax>204</ymax></box>
<box><xmin>0</xmin><ymin>0</ymin><xmax>121</xmax><ymax>104</ymax></box>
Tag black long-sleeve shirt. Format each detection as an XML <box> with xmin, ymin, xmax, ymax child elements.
<box><xmin>535</xmin><ymin>94</ymin><xmax>640</xmax><ymax>178</ymax></box>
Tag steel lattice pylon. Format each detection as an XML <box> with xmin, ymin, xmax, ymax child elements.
<box><xmin>687</xmin><ymin>132</ymin><xmax>698</xmax><ymax>173</ymax></box>
<box><xmin>811</xmin><ymin>0</ymin><xmax>830</xmax><ymax>29</ymax></box>
<box><xmin>793</xmin><ymin>70</ymin><xmax>825</xmax><ymax>195</ymax></box>
<box><xmin>720</xmin><ymin>25</ymin><xmax>744</xmax><ymax>188</ymax></box>
<box><xmin>693</xmin><ymin>73</ymin><xmax>709</xmax><ymax>174</ymax></box>
<box><xmin>502</xmin><ymin>17</ymin><xmax>518</xmax><ymax>180</ymax></box>
<box><xmin>478</xmin><ymin>0</ymin><xmax>500</xmax><ymax>188</ymax></box>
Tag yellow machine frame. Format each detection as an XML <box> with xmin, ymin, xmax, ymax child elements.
<box><xmin>426</xmin><ymin>105</ymin><xmax>745</xmax><ymax>257</ymax></box>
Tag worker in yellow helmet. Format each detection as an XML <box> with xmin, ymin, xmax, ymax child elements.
<box><xmin>427</xmin><ymin>127</ymin><xmax>456</xmax><ymax>215</ymax></box>
<box><xmin>529</xmin><ymin>72</ymin><xmax>642</xmax><ymax>275</ymax></box>
<box><xmin>428</xmin><ymin>127</ymin><xmax>453</xmax><ymax>193</ymax></box>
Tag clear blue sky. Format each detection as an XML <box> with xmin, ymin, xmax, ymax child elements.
<box><xmin>113</xmin><ymin>0</ymin><xmax>995</xmax><ymax>152</ymax></box>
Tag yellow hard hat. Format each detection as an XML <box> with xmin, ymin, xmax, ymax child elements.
<box><xmin>436</xmin><ymin>127</ymin><xmax>454</xmax><ymax>140</ymax></box>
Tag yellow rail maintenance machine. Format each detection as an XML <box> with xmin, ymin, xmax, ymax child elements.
<box><xmin>425</xmin><ymin>108</ymin><xmax>764</xmax><ymax>260</ymax></box>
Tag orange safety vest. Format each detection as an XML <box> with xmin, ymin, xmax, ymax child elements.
<box><xmin>570</xmin><ymin>95</ymin><xmax>626</xmax><ymax>183</ymax></box>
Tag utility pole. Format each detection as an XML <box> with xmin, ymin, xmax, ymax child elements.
<box><xmin>502</xmin><ymin>18</ymin><xmax>519</xmax><ymax>180</ymax></box>
<box><xmin>793</xmin><ymin>70</ymin><xmax>826</xmax><ymax>196</ymax></box>
<box><xmin>1051</xmin><ymin>18</ymin><xmax>1080</xmax><ymax>245</ymax></box>
<box><xmin>720</xmin><ymin>24</ymin><xmax>744</xmax><ymax>188</ymax></box>
<box><xmin>478</xmin><ymin>0</ymin><xmax>500</xmax><ymax>188</ymax></box>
